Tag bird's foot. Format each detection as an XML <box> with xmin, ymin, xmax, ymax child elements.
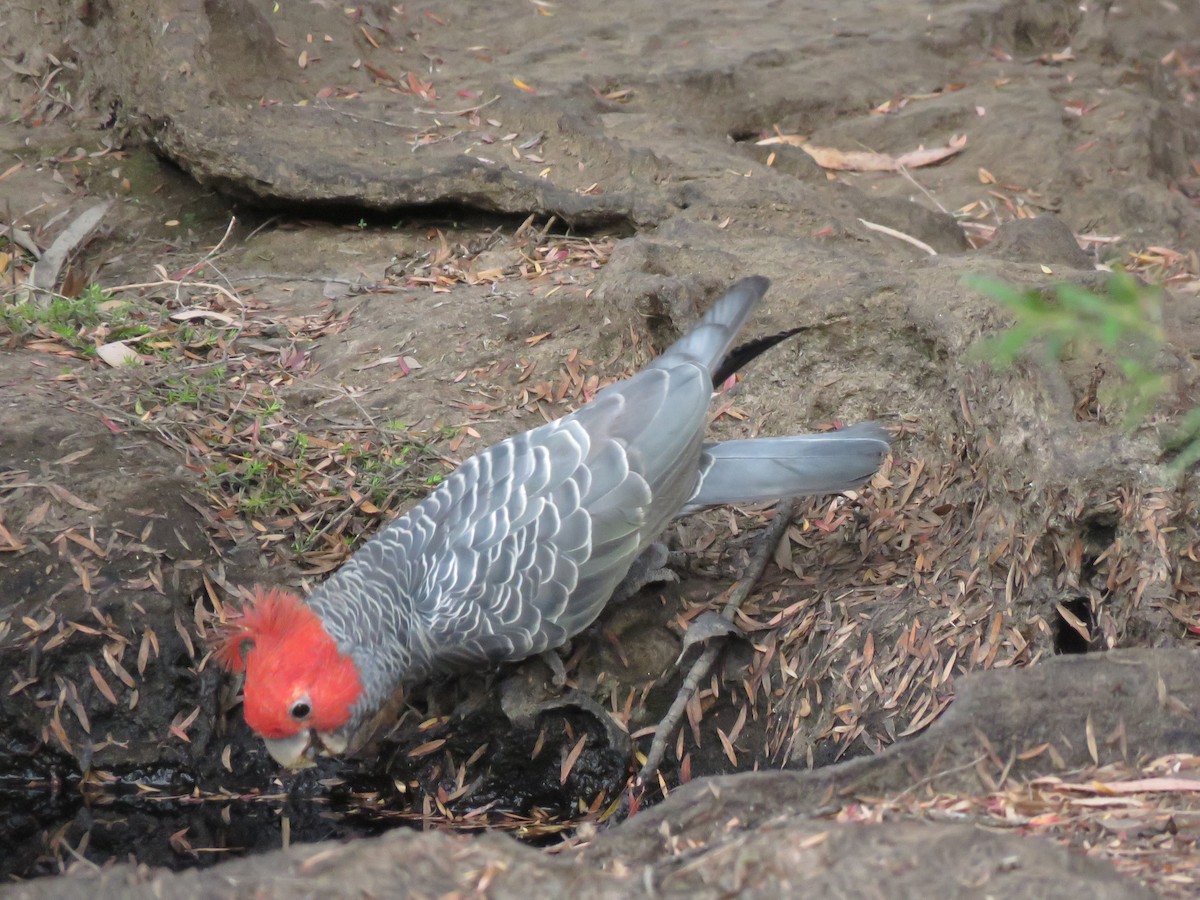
<box><xmin>538</xmin><ymin>646</ymin><xmax>569</xmax><ymax>689</ymax></box>
<box><xmin>612</xmin><ymin>542</ymin><xmax>684</xmax><ymax>604</ymax></box>
<box><xmin>674</xmin><ymin>610</ymin><xmax>744</xmax><ymax>665</ymax></box>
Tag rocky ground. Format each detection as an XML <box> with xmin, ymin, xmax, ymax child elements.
<box><xmin>2</xmin><ymin>0</ymin><xmax>1200</xmax><ymax>896</ymax></box>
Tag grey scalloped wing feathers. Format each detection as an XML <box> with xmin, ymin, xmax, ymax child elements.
<box><xmin>306</xmin><ymin>276</ymin><xmax>888</xmax><ymax>728</ymax></box>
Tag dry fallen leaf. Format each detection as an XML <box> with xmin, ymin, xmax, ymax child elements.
<box><xmin>96</xmin><ymin>341</ymin><xmax>143</xmax><ymax>367</ymax></box>
<box><xmin>778</xmin><ymin>134</ymin><xmax>968</xmax><ymax>172</ymax></box>
<box><xmin>755</xmin><ymin>133</ymin><xmax>808</xmax><ymax>147</ymax></box>
<box><xmin>408</xmin><ymin>738</ymin><xmax>447</xmax><ymax>758</ymax></box>
<box><xmin>560</xmin><ymin>734</ymin><xmax>587</xmax><ymax>784</ymax></box>
<box><xmin>170</xmin><ymin>309</ymin><xmax>236</xmax><ymax>325</ymax></box>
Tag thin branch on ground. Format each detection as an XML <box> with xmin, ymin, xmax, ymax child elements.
<box><xmin>857</xmin><ymin>218</ymin><xmax>938</xmax><ymax>256</ymax></box>
<box><xmin>105</xmin><ymin>263</ymin><xmax>245</xmax><ymax>307</ymax></box>
<box><xmin>634</xmin><ymin>496</ymin><xmax>798</xmax><ymax>790</ymax></box>
<box><xmin>897</xmin><ymin>164</ymin><xmax>950</xmax><ymax>215</ymax></box>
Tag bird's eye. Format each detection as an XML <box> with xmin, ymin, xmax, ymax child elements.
<box><xmin>289</xmin><ymin>697</ymin><xmax>312</xmax><ymax>720</ymax></box>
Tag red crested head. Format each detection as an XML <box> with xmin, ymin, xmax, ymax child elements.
<box><xmin>214</xmin><ymin>587</ymin><xmax>363</xmax><ymax>741</ymax></box>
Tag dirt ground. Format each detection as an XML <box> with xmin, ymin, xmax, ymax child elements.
<box><xmin>2</xmin><ymin>0</ymin><xmax>1200</xmax><ymax>896</ymax></box>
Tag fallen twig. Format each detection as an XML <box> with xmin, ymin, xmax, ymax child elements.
<box><xmin>411</xmin><ymin>95</ymin><xmax>501</xmax><ymax>117</ymax></box>
<box><xmin>106</xmin><ymin>263</ymin><xmax>245</xmax><ymax>307</ymax></box>
<box><xmin>857</xmin><ymin>218</ymin><xmax>938</xmax><ymax>256</ymax></box>
<box><xmin>634</xmin><ymin>496</ymin><xmax>799</xmax><ymax>790</ymax></box>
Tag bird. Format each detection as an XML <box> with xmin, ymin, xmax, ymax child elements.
<box><xmin>214</xmin><ymin>276</ymin><xmax>889</xmax><ymax>768</ymax></box>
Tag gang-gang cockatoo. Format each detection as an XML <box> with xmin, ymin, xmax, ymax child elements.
<box><xmin>216</xmin><ymin>276</ymin><xmax>889</xmax><ymax>767</ymax></box>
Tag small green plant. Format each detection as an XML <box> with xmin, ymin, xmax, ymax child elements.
<box><xmin>153</xmin><ymin>366</ymin><xmax>228</xmax><ymax>407</ymax></box>
<box><xmin>174</xmin><ymin>323</ymin><xmax>222</xmax><ymax>352</ymax></box>
<box><xmin>242</xmin><ymin>458</ymin><xmax>269</xmax><ymax>481</ymax></box>
<box><xmin>2</xmin><ymin>291</ymin><xmax>100</xmax><ymax>334</ymax></box>
<box><xmin>126</xmin><ymin>354</ymin><xmax>448</xmax><ymax>557</ymax></box>
<box><xmin>1</xmin><ymin>284</ymin><xmax>154</xmax><ymax>354</ymax></box>
<box><xmin>971</xmin><ymin>270</ymin><xmax>1200</xmax><ymax>470</ymax></box>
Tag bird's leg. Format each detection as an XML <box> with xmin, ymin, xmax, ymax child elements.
<box><xmin>610</xmin><ymin>542</ymin><xmax>685</xmax><ymax>604</ymax></box>
<box><xmin>538</xmin><ymin>646</ymin><xmax>569</xmax><ymax>688</ymax></box>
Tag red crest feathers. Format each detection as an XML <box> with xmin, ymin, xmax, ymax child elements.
<box><xmin>212</xmin><ymin>585</ymin><xmax>363</xmax><ymax>739</ymax></box>
<box><xmin>213</xmin><ymin>587</ymin><xmax>308</xmax><ymax>673</ymax></box>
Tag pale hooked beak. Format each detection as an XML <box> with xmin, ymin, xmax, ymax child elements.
<box><xmin>262</xmin><ymin>730</ymin><xmax>350</xmax><ymax>769</ymax></box>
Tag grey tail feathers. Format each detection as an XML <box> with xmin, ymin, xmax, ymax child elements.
<box><xmin>680</xmin><ymin>422</ymin><xmax>890</xmax><ymax>514</ymax></box>
<box><xmin>657</xmin><ymin>276</ymin><xmax>771</xmax><ymax>375</ymax></box>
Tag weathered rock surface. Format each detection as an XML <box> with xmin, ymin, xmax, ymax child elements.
<box><xmin>2</xmin><ymin>0</ymin><xmax>1199</xmax><ymax>895</ymax></box>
